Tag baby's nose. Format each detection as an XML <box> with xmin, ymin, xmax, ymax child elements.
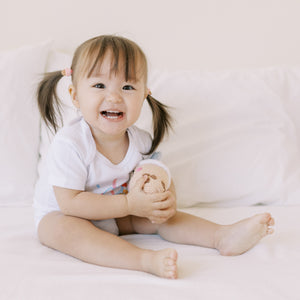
<box><xmin>106</xmin><ymin>91</ymin><xmax>122</xmax><ymax>103</ymax></box>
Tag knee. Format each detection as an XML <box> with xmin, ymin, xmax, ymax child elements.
<box><xmin>37</xmin><ymin>211</ymin><xmax>70</xmax><ymax>246</ymax></box>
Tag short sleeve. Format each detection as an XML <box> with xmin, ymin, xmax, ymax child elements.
<box><xmin>47</xmin><ymin>138</ymin><xmax>88</xmax><ymax>191</ymax></box>
<box><xmin>129</xmin><ymin>126</ymin><xmax>153</xmax><ymax>156</ymax></box>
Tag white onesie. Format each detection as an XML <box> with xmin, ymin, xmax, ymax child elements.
<box><xmin>33</xmin><ymin>117</ymin><xmax>152</xmax><ymax>235</ymax></box>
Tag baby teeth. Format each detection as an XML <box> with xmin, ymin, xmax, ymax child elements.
<box><xmin>101</xmin><ymin>111</ymin><xmax>123</xmax><ymax>118</ymax></box>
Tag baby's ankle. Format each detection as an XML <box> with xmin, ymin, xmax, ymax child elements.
<box><xmin>213</xmin><ymin>225</ymin><xmax>228</xmax><ymax>254</ymax></box>
<box><xmin>140</xmin><ymin>249</ymin><xmax>155</xmax><ymax>273</ymax></box>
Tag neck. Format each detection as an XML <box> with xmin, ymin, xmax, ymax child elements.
<box><xmin>92</xmin><ymin>130</ymin><xmax>129</xmax><ymax>165</ymax></box>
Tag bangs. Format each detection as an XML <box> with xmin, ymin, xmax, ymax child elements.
<box><xmin>77</xmin><ymin>36</ymin><xmax>146</xmax><ymax>82</ymax></box>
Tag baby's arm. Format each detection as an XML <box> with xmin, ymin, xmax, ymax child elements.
<box><xmin>53</xmin><ymin>175</ymin><xmax>173</xmax><ymax>222</ymax></box>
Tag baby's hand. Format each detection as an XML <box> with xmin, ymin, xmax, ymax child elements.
<box><xmin>149</xmin><ymin>190</ymin><xmax>176</xmax><ymax>224</ymax></box>
<box><xmin>126</xmin><ymin>175</ymin><xmax>176</xmax><ymax>222</ymax></box>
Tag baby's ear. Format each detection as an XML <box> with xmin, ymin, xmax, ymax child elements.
<box><xmin>145</xmin><ymin>88</ymin><xmax>152</xmax><ymax>99</ymax></box>
<box><xmin>69</xmin><ymin>84</ymin><xmax>80</xmax><ymax>108</ymax></box>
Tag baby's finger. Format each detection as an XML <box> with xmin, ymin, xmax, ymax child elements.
<box><xmin>151</xmin><ymin>191</ymin><xmax>171</xmax><ymax>202</ymax></box>
<box><xmin>150</xmin><ymin>212</ymin><xmax>173</xmax><ymax>224</ymax></box>
<box><xmin>150</xmin><ymin>217</ymin><xmax>166</xmax><ymax>224</ymax></box>
<box><xmin>153</xmin><ymin>199</ymin><xmax>173</xmax><ymax>210</ymax></box>
<box><xmin>153</xmin><ymin>207</ymin><xmax>176</xmax><ymax>219</ymax></box>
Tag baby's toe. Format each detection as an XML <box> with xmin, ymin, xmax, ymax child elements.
<box><xmin>259</xmin><ymin>213</ymin><xmax>272</xmax><ymax>224</ymax></box>
<box><xmin>267</xmin><ymin>226</ymin><xmax>274</xmax><ymax>235</ymax></box>
<box><xmin>268</xmin><ymin>217</ymin><xmax>275</xmax><ymax>227</ymax></box>
<box><xmin>165</xmin><ymin>265</ymin><xmax>177</xmax><ymax>279</ymax></box>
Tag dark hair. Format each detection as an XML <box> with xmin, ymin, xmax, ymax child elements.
<box><xmin>37</xmin><ymin>35</ymin><xmax>172</xmax><ymax>154</ymax></box>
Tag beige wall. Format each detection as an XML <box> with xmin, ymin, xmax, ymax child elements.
<box><xmin>1</xmin><ymin>0</ymin><xmax>300</xmax><ymax>71</ymax></box>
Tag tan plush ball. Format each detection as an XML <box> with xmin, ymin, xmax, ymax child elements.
<box><xmin>129</xmin><ymin>159</ymin><xmax>171</xmax><ymax>194</ymax></box>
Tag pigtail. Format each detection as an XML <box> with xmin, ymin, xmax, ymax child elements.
<box><xmin>146</xmin><ymin>95</ymin><xmax>173</xmax><ymax>155</ymax></box>
<box><xmin>37</xmin><ymin>71</ymin><xmax>64</xmax><ymax>133</ymax></box>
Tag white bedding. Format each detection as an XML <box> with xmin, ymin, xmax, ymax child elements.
<box><xmin>1</xmin><ymin>42</ymin><xmax>300</xmax><ymax>300</ymax></box>
<box><xmin>1</xmin><ymin>205</ymin><xmax>299</xmax><ymax>300</ymax></box>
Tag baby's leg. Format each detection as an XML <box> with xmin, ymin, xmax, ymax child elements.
<box><xmin>159</xmin><ymin>211</ymin><xmax>274</xmax><ymax>255</ymax></box>
<box><xmin>38</xmin><ymin>211</ymin><xmax>178</xmax><ymax>279</ymax></box>
<box><xmin>132</xmin><ymin>211</ymin><xmax>274</xmax><ymax>256</ymax></box>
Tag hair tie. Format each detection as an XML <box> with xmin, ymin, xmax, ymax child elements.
<box><xmin>61</xmin><ymin>68</ymin><xmax>73</xmax><ymax>77</ymax></box>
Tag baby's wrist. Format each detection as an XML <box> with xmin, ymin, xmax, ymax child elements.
<box><xmin>124</xmin><ymin>193</ymin><xmax>131</xmax><ymax>216</ymax></box>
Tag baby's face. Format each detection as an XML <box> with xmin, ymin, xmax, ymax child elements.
<box><xmin>70</xmin><ymin>50</ymin><xmax>148</xmax><ymax>141</ymax></box>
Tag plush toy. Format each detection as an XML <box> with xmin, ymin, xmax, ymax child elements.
<box><xmin>129</xmin><ymin>159</ymin><xmax>171</xmax><ymax>193</ymax></box>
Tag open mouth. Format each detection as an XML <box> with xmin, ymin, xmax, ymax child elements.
<box><xmin>100</xmin><ymin>111</ymin><xmax>124</xmax><ymax>120</ymax></box>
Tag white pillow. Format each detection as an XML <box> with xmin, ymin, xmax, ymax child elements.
<box><xmin>265</xmin><ymin>66</ymin><xmax>300</xmax><ymax>206</ymax></box>
<box><xmin>137</xmin><ymin>68</ymin><xmax>300</xmax><ymax>208</ymax></box>
<box><xmin>0</xmin><ymin>41</ymin><xmax>51</xmax><ymax>206</ymax></box>
<box><xmin>41</xmin><ymin>53</ymin><xmax>300</xmax><ymax>208</ymax></box>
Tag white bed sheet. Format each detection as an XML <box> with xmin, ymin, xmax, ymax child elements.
<box><xmin>1</xmin><ymin>205</ymin><xmax>299</xmax><ymax>300</ymax></box>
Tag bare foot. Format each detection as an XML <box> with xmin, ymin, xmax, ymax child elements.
<box><xmin>142</xmin><ymin>248</ymin><xmax>178</xmax><ymax>279</ymax></box>
<box><xmin>214</xmin><ymin>213</ymin><xmax>275</xmax><ymax>256</ymax></box>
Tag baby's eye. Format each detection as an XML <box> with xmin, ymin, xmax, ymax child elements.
<box><xmin>94</xmin><ymin>83</ymin><xmax>105</xmax><ymax>89</ymax></box>
<box><xmin>123</xmin><ymin>85</ymin><xmax>135</xmax><ymax>91</ymax></box>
